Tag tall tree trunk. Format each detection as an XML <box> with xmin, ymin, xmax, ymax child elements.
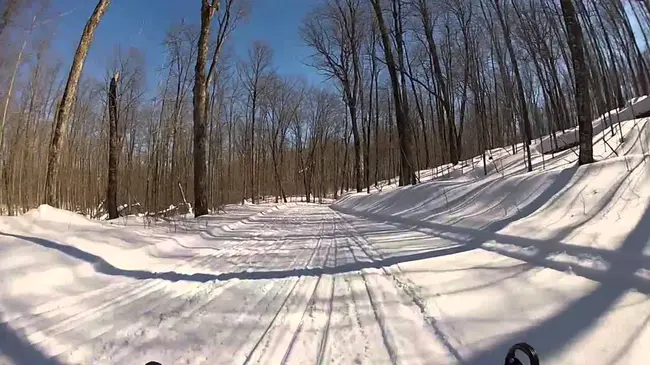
<box><xmin>250</xmin><ymin>91</ymin><xmax>257</xmax><ymax>204</ymax></box>
<box><xmin>405</xmin><ymin>48</ymin><xmax>429</xmax><ymax>168</ymax></box>
<box><xmin>193</xmin><ymin>0</ymin><xmax>219</xmax><ymax>217</ymax></box>
<box><xmin>493</xmin><ymin>0</ymin><xmax>532</xmax><ymax>172</ymax></box>
<box><xmin>366</xmin><ymin>60</ymin><xmax>374</xmax><ymax>193</ymax></box>
<box><xmin>45</xmin><ymin>0</ymin><xmax>111</xmax><ymax>207</ymax></box>
<box><xmin>349</xmin><ymin>89</ymin><xmax>362</xmax><ymax>194</ymax></box>
<box><xmin>374</xmin><ymin>68</ymin><xmax>380</xmax><ymax>187</ymax></box>
<box><xmin>418</xmin><ymin>0</ymin><xmax>457</xmax><ymax>165</ymax></box>
<box><xmin>107</xmin><ymin>72</ymin><xmax>119</xmax><ymax>219</ymax></box>
<box><xmin>560</xmin><ymin>0</ymin><xmax>593</xmax><ymax>165</ymax></box>
<box><xmin>370</xmin><ymin>0</ymin><xmax>416</xmax><ymax>186</ymax></box>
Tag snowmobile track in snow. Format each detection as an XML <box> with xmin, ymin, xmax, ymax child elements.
<box><xmin>4</xmin><ymin>178</ymin><xmax>650</xmax><ymax>365</ymax></box>
<box><xmin>279</xmin><ymin>220</ymin><xmax>335</xmax><ymax>364</ymax></box>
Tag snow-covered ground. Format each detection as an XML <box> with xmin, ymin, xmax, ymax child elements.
<box><xmin>1</xmin><ymin>116</ymin><xmax>650</xmax><ymax>364</ymax></box>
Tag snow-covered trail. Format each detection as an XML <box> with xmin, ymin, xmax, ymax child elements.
<box><xmin>2</xmin><ymin>197</ymin><xmax>650</xmax><ymax>365</ymax></box>
<box><xmin>0</xmin><ymin>204</ymin><xmax>442</xmax><ymax>365</ymax></box>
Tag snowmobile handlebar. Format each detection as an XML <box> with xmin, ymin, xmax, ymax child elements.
<box><xmin>505</xmin><ymin>342</ymin><xmax>539</xmax><ymax>365</ymax></box>
<box><xmin>145</xmin><ymin>342</ymin><xmax>539</xmax><ymax>365</ymax></box>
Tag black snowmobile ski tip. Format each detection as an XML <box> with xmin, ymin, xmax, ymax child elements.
<box><xmin>505</xmin><ymin>342</ymin><xmax>539</xmax><ymax>365</ymax></box>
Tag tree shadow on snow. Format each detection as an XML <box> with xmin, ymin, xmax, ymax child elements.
<box><xmin>465</xmin><ymin>205</ymin><xmax>650</xmax><ymax>364</ymax></box>
<box><xmin>333</xmin><ymin>165</ymin><xmax>650</xmax><ymax>364</ymax></box>
<box><xmin>0</xmin><ymin>231</ymin><xmax>476</xmax><ymax>283</ymax></box>
<box><xmin>0</xmin><ymin>316</ymin><xmax>61</xmax><ymax>365</ymax></box>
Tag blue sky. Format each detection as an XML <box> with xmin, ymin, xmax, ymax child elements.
<box><xmin>44</xmin><ymin>1</ymin><xmax>647</xmax><ymax>92</ymax></box>
<box><xmin>49</xmin><ymin>0</ymin><xmax>324</xmax><ymax>89</ymax></box>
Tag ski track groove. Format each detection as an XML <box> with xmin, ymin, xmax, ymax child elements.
<box><xmin>338</xmin><ymin>208</ymin><xmax>467</xmax><ymax>363</ymax></box>
<box><xmin>278</xmin><ymin>277</ymin><xmax>321</xmax><ymax>365</ymax></box>
<box><xmin>76</xmin><ymin>275</ymin><xmax>243</xmax><ymax>364</ymax></box>
<box><xmin>302</xmin><ymin>215</ymin><xmax>328</xmax><ymax>269</ymax></box>
<box><xmin>57</xmin><ymin>280</ymin><xmax>209</xmax><ymax>361</ymax></box>
<box><xmin>4</xmin><ymin>280</ymin><xmax>134</xmax><ymax>326</ymax></box>
<box><xmin>241</xmin><ymin>208</ymin><xmax>302</xmax><ymax>272</ymax></box>
<box><xmin>336</xmin><ymin>208</ymin><xmax>466</xmax><ymax>364</ymax></box>
<box><xmin>335</xmin><ymin>211</ymin><xmax>384</xmax><ymax>262</ymax></box>
<box><xmin>335</xmin><ymin>211</ymin><xmax>400</xmax><ymax>364</ymax></box>
<box><xmin>192</xmin><ymin>209</ymin><xmax>289</xmax><ymax>268</ymax></box>
<box><xmin>242</xmin><ymin>216</ymin><xmax>336</xmax><ymax>365</ymax></box>
<box><xmin>27</xmin><ymin>279</ymin><xmax>167</xmax><ymax>342</ymax></box>
<box><xmin>241</xmin><ymin>278</ymin><xmax>319</xmax><ymax>365</ymax></box>
<box><xmin>30</xmin><ymin>278</ymin><xmax>171</xmax><ymax>358</ymax></box>
<box><xmin>389</xmin><ymin>271</ymin><xmax>466</xmax><ymax>363</ymax></box>
<box><xmin>168</xmin><ymin>207</ymin><xmax>320</xmax><ymax>365</ymax></box>
<box><xmin>107</xmin><ymin>223</ymin><xmax>300</xmax><ymax>364</ymax></box>
<box><xmin>143</xmin><ymin>209</ymin><xmax>302</xmax><ymax>365</ymax></box>
<box><xmin>342</xmin><ymin>275</ymin><xmax>373</xmax><ymax>362</ymax></box>
<box><xmin>240</xmin><ymin>277</ymin><xmax>302</xmax><ymax>365</ymax></box>
<box><xmin>200</xmin><ymin>207</ymin><xmax>296</xmax><ymax>273</ymax></box>
<box><xmin>12</xmin><ymin>209</ymin><xmax>296</xmax><ymax>363</ymax></box>
<box><xmin>58</xmin><ymin>249</ymin><xmax>234</xmax><ymax>340</ymax></box>
<box><xmin>178</xmin><ymin>278</ymin><xmax>287</xmax><ymax>365</ymax></box>
<box><xmin>278</xmin><ymin>215</ymin><xmax>335</xmax><ymax>364</ymax></box>
<box><xmin>252</xmin><ymin>227</ymin><xmax>294</xmax><ymax>272</ymax></box>
<box><xmin>336</xmin><ymin>213</ymin><xmax>397</xmax><ymax>363</ymax></box>
<box><xmin>359</xmin><ymin>269</ymin><xmax>399</xmax><ymax>365</ymax></box>
<box><xmin>316</xmin><ymin>219</ymin><xmax>337</xmax><ymax>365</ymax></box>
<box><xmin>199</xmin><ymin>226</ymin><xmax>272</xmax><ymax>270</ymax></box>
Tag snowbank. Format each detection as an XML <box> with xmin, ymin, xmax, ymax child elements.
<box><xmin>334</xmin><ymin>155</ymin><xmax>649</xmax><ymax>251</ymax></box>
<box><xmin>534</xmin><ymin>96</ymin><xmax>650</xmax><ymax>154</ymax></box>
<box><xmin>333</xmin><ymin>114</ymin><xmax>650</xmax><ymax>267</ymax></box>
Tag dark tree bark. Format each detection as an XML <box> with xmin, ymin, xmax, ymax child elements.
<box><xmin>343</xmin><ymin>0</ymin><xmax>363</xmax><ymax>193</ymax></box>
<box><xmin>45</xmin><ymin>0</ymin><xmax>111</xmax><ymax>207</ymax></box>
<box><xmin>193</xmin><ymin>0</ymin><xmax>219</xmax><ymax>217</ymax></box>
<box><xmin>107</xmin><ymin>72</ymin><xmax>119</xmax><ymax>219</ymax></box>
<box><xmin>370</xmin><ymin>0</ymin><xmax>416</xmax><ymax>186</ymax></box>
<box><xmin>416</xmin><ymin>0</ymin><xmax>457</xmax><ymax>165</ymax></box>
<box><xmin>493</xmin><ymin>0</ymin><xmax>533</xmax><ymax>171</ymax></box>
<box><xmin>560</xmin><ymin>0</ymin><xmax>593</xmax><ymax>165</ymax></box>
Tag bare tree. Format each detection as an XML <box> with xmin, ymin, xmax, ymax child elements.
<box><xmin>413</xmin><ymin>0</ymin><xmax>458</xmax><ymax>165</ymax></box>
<box><xmin>560</xmin><ymin>0</ymin><xmax>593</xmax><ymax>165</ymax></box>
<box><xmin>106</xmin><ymin>71</ymin><xmax>119</xmax><ymax>219</ymax></box>
<box><xmin>491</xmin><ymin>0</ymin><xmax>533</xmax><ymax>172</ymax></box>
<box><xmin>193</xmin><ymin>0</ymin><xmax>220</xmax><ymax>217</ymax></box>
<box><xmin>302</xmin><ymin>0</ymin><xmax>365</xmax><ymax>192</ymax></box>
<box><xmin>240</xmin><ymin>41</ymin><xmax>273</xmax><ymax>204</ymax></box>
<box><xmin>262</xmin><ymin>75</ymin><xmax>303</xmax><ymax>202</ymax></box>
<box><xmin>369</xmin><ymin>0</ymin><xmax>416</xmax><ymax>186</ymax></box>
<box><xmin>44</xmin><ymin>0</ymin><xmax>110</xmax><ymax>207</ymax></box>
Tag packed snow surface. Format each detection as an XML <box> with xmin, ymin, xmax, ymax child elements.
<box><xmin>1</xmin><ymin>117</ymin><xmax>650</xmax><ymax>365</ymax></box>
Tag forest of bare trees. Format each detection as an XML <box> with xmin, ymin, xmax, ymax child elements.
<box><xmin>0</xmin><ymin>0</ymin><xmax>648</xmax><ymax>217</ymax></box>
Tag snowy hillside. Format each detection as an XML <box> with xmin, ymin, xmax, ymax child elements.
<box><xmin>365</xmin><ymin>97</ymin><xmax>650</xmax><ymax>194</ymax></box>
<box><xmin>1</xmin><ymin>116</ymin><xmax>650</xmax><ymax>364</ymax></box>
